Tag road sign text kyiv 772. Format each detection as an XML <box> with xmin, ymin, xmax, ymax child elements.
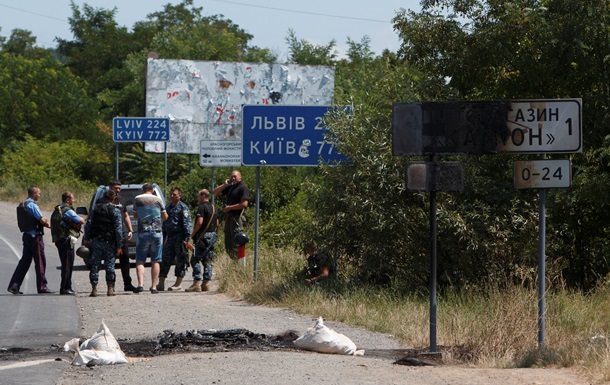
<box><xmin>113</xmin><ymin>117</ymin><xmax>170</xmax><ymax>142</ymax></box>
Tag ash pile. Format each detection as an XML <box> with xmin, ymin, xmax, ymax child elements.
<box><xmin>154</xmin><ymin>328</ymin><xmax>300</xmax><ymax>355</ymax></box>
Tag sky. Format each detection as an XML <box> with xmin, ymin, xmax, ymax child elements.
<box><xmin>0</xmin><ymin>0</ymin><xmax>422</xmax><ymax>61</ymax></box>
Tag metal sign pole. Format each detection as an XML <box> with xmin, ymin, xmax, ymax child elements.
<box><xmin>429</xmin><ymin>157</ymin><xmax>438</xmax><ymax>353</ymax></box>
<box><xmin>538</xmin><ymin>154</ymin><xmax>547</xmax><ymax>349</ymax></box>
<box><xmin>115</xmin><ymin>143</ymin><xmax>119</xmax><ymax>180</ymax></box>
<box><xmin>254</xmin><ymin>166</ymin><xmax>261</xmax><ymax>281</ymax></box>
<box><xmin>164</xmin><ymin>142</ymin><xmax>168</xmax><ymax>197</ymax></box>
<box><xmin>211</xmin><ymin>167</ymin><xmax>215</xmax><ymax>206</ymax></box>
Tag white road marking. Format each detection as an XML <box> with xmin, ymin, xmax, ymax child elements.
<box><xmin>0</xmin><ymin>233</ymin><xmax>22</xmax><ymax>259</ymax></box>
<box><xmin>0</xmin><ymin>358</ymin><xmax>61</xmax><ymax>370</ymax></box>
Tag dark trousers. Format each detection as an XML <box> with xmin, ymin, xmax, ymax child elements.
<box><xmin>117</xmin><ymin>237</ymin><xmax>133</xmax><ymax>288</ymax></box>
<box><xmin>8</xmin><ymin>233</ymin><xmax>48</xmax><ymax>292</ymax></box>
<box><xmin>160</xmin><ymin>233</ymin><xmax>188</xmax><ymax>278</ymax></box>
<box><xmin>55</xmin><ymin>238</ymin><xmax>75</xmax><ymax>293</ymax></box>
<box><xmin>224</xmin><ymin>215</ymin><xmax>242</xmax><ymax>261</ymax></box>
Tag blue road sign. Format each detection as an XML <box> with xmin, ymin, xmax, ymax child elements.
<box><xmin>241</xmin><ymin>105</ymin><xmax>346</xmax><ymax>166</ymax></box>
<box><xmin>113</xmin><ymin>117</ymin><xmax>170</xmax><ymax>142</ymax></box>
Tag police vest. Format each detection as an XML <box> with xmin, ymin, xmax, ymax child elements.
<box><xmin>17</xmin><ymin>200</ymin><xmax>41</xmax><ymax>233</ymax></box>
<box><xmin>90</xmin><ymin>203</ymin><xmax>117</xmax><ymax>243</ymax></box>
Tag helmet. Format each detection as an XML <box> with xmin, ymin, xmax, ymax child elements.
<box><xmin>234</xmin><ymin>231</ymin><xmax>249</xmax><ymax>247</ymax></box>
<box><xmin>76</xmin><ymin>245</ymin><xmax>90</xmax><ymax>259</ymax></box>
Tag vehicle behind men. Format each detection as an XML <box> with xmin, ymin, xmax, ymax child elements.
<box><xmin>76</xmin><ymin>183</ymin><xmax>166</xmax><ymax>268</ymax></box>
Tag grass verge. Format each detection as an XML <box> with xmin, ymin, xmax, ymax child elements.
<box><xmin>216</xmin><ymin>246</ymin><xmax>610</xmax><ymax>383</ymax></box>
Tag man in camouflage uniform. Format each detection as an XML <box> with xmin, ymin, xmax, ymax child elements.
<box><xmin>158</xmin><ymin>187</ymin><xmax>192</xmax><ymax>291</ymax></box>
<box><xmin>186</xmin><ymin>189</ymin><xmax>218</xmax><ymax>292</ymax></box>
<box><xmin>83</xmin><ymin>189</ymin><xmax>123</xmax><ymax>297</ymax></box>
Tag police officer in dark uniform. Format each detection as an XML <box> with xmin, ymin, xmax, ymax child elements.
<box><xmin>8</xmin><ymin>186</ymin><xmax>52</xmax><ymax>295</ymax></box>
<box><xmin>213</xmin><ymin>170</ymin><xmax>249</xmax><ymax>261</ymax></box>
<box><xmin>158</xmin><ymin>187</ymin><xmax>192</xmax><ymax>291</ymax></box>
<box><xmin>83</xmin><ymin>189</ymin><xmax>122</xmax><ymax>297</ymax></box>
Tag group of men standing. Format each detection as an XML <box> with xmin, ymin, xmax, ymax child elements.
<box><xmin>6</xmin><ymin>171</ymin><xmax>250</xmax><ymax>296</ymax></box>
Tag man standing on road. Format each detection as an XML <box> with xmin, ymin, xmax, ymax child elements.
<box><xmin>186</xmin><ymin>189</ymin><xmax>218</xmax><ymax>292</ymax></box>
<box><xmin>133</xmin><ymin>183</ymin><xmax>167</xmax><ymax>294</ymax></box>
<box><xmin>83</xmin><ymin>189</ymin><xmax>122</xmax><ymax>297</ymax></box>
<box><xmin>8</xmin><ymin>186</ymin><xmax>52</xmax><ymax>295</ymax></box>
<box><xmin>107</xmin><ymin>180</ymin><xmax>136</xmax><ymax>292</ymax></box>
<box><xmin>158</xmin><ymin>187</ymin><xmax>192</xmax><ymax>291</ymax></box>
<box><xmin>213</xmin><ymin>170</ymin><xmax>249</xmax><ymax>261</ymax></box>
<box><xmin>51</xmin><ymin>191</ymin><xmax>85</xmax><ymax>295</ymax></box>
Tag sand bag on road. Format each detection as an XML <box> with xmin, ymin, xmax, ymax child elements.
<box><xmin>63</xmin><ymin>320</ymin><xmax>128</xmax><ymax>366</ymax></box>
<box><xmin>294</xmin><ymin>317</ymin><xmax>365</xmax><ymax>356</ymax></box>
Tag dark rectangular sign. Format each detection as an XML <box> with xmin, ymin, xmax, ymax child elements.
<box><xmin>393</xmin><ymin>99</ymin><xmax>583</xmax><ymax>155</ymax></box>
<box><xmin>405</xmin><ymin>162</ymin><xmax>464</xmax><ymax>192</ymax></box>
<box><xmin>392</xmin><ymin>101</ymin><xmax>510</xmax><ymax>155</ymax></box>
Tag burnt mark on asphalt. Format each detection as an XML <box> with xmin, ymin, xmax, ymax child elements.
<box><xmin>1</xmin><ymin>330</ymin><xmax>468</xmax><ymax>366</ymax></box>
<box><xmin>121</xmin><ymin>328</ymin><xmax>302</xmax><ymax>357</ymax></box>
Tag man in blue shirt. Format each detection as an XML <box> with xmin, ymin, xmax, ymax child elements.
<box><xmin>8</xmin><ymin>186</ymin><xmax>53</xmax><ymax>295</ymax></box>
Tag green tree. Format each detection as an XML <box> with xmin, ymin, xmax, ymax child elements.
<box><xmin>391</xmin><ymin>0</ymin><xmax>610</xmax><ymax>289</ymax></box>
<box><xmin>0</xmin><ymin>52</ymin><xmax>101</xmax><ymax>147</ymax></box>
<box><xmin>285</xmin><ymin>29</ymin><xmax>337</xmax><ymax>65</ymax></box>
<box><xmin>56</xmin><ymin>1</ymin><xmax>142</xmax><ymax>117</ymax></box>
<box><xmin>1</xmin><ymin>28</ymin><xmax>48</xmax><ymax>59</ymax></box>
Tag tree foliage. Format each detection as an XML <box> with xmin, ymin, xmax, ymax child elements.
<box><xmin>0</xmin><ymin>135</ymin><xmax>112</xmax><ymax>187</ymax></box>
<box><xmin>0</xmin><ymin>52</ymin><xmax>101</xmax><ymax>148</ymax></box>
<box><xmin>285</xmin><ymin>29</ymin><xmax>337</xmax><ymax>65</ymax></box>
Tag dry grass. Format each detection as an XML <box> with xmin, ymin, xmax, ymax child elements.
<box><xmin>216</xmin><ymin>247</ymin><xmax>610</xmax><ymax>383</ymax></box>
<box><xmin>0</xmin><ymin>180</ymin><xmax>94</xmax><ymax>211</ymax></box>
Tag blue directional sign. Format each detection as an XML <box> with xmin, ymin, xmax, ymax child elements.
<box><xmin>241</xmin><ymin>105</ymin><xmax>346</xmax><ymax>166</ymax></box>
<box><xmin>113</xmin><ymin>117</ymin><xmax>170</xmax><ymax>142</ymax></box>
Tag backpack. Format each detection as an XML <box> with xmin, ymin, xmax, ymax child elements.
<box><xmin>50</xmin><ymin>205</ymin><xmax>67</xmax><ymax>243</ymax></box>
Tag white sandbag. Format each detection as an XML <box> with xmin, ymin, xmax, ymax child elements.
<box><xmin>63</xmin><ymin>320</ymin><xmax>128</xmax><ymax>365</ymax></box>
<box><xmin>294</xmin><ymin>317</ymin><xmax>365</xmax><ymax>356</ymax></box>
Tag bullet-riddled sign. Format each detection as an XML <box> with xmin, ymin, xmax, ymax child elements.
<box><xmin>392</xmin><ymin>99</ymin><xmax>582</xmax><ymax>155</ymax></box>
<box><xmin>241</xmin><ymin>105</ymin><xmax>346</xmax><ymax>166</ymax></box>
<box><xmin>498</xmin><ymin>99</ymin><xmax>582</xmax><ymax>153</ymax></box>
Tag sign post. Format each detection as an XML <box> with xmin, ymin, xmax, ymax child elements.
<box><xmin>391</xmin><ymin>98</ymin><xmax>582</xmax><ymax>353</ymax></box>
<box><xmin>241</xmin><ymin>105</ymin><xmax>345</xmax><ymax>281</ymax></box>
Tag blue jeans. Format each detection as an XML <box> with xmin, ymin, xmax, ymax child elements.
<box><xmin>136</xmin><ymin>232</ymin><xmax>163</xmax><ymax>263</ymax></box>
<box><xmin>191</xmin><ymin>233</ymin><xmax>216</xmax><ymax>281</ymax></box>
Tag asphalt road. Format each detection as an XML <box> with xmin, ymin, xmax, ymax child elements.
<box><xmin>0</xmin><ymin>202</ymin><xmax>80</xmax><ymax>384</ymax></box>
